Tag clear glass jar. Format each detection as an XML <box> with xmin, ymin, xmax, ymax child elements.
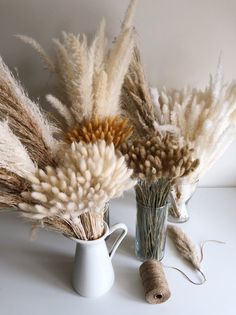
<box><xmin>168</xmin><ymin>180</ymin><xmax>198</xmax><ymax>223</ymax></box>
<box><xmin>135</xmin><ymin>202</ymin><xmax>169</xmax><ymax>261</ymax></box>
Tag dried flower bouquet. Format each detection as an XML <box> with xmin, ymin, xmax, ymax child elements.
<box><xmin>17</xmin><ymin>1</ymin><xmax>138</xmax><ymax>150</ymax></box>
<box><xmin>121</xmin><ymin>48</ymin><xmax>199</xmax><ymax>259</ymax></box>
<box><xmin>150</xmin><ymin>61</ymin><xmax>236</xmax><ymax>219</ymax></box>
<box><xmin>0</xmin><ymin>0</ymin><xmax>137</xmax><ymax>240</ymax></box>
<box><xmin>122</xmin><ymin>46</ymin><xmax>236</xmax><ymax>221</ymax></box>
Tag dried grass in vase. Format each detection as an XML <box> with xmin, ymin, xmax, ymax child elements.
<box><xmin>0</xmin><ymin>0</ymin><xmax>137</xmax><ymax>241</ymax></box>
<box><xmin>121</xmin><ymin>46</ymin><xmax>200</xmax><ymax>258</ymax></box>
<box><xmin>121</xmin><ymin>131</ymin><xmax>199</xmax><ymax>260</ymax></box>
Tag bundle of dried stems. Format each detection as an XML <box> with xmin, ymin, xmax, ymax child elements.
<box><xmin>0</xmin><ymin>0</ymin><xmax>137</xmax><ymax>240</ymax></box>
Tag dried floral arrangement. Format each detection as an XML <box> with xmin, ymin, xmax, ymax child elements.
<box><xmin>0</xmin><ymin>0</ymin><xmax>137</xmax><ymax>241</ymax></box>
<box><xmin>150</xmin><ymin>64</ymin><xmax>236</xmax><ymax>217</ymax></box>
<box><xmin>121</xmin><ymin>48</ymin><xmax>199</xmax><ymax>259</ymax></box>
<box><xmin>122</xmin><ymin>46</ymin><xmax>236</xmax><ymax>220</ymax></box>
<box><xmin>151</xmin><ymin>60</ymin><xmax>236</xmax><ymax>184</ymax></box>
<box><xmin>17</xmin><ymin>0</ymin><xmax>138</xmax><ymax>150</ymax></box>
<box><xmin>121</xmin><ymin>48</ymin><xmax>199</xmax><ymax>203</ymax></box>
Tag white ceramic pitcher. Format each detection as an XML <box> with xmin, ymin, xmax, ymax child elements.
<box><xmin>71</xmin><ymin>222</ymin><xmax>127</xmax><ymax>298</ymax></box>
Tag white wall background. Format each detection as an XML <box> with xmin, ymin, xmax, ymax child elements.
<box><xmin>0</xmin><ymin>0</ymin><xmax>236</xmax><ymax>187</ymax></box>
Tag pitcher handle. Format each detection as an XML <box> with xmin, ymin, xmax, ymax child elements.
<box><xmin>107</xmin><ymin>223</ymin><xmax>128</xmax><ymax>260</ymax></box>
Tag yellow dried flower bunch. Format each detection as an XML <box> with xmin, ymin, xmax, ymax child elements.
<box><xmin>121</xmin><ymin>133</ymin><xmax>199</xmax><ymax>183</ymax></box>
<box><xmin>66</xmin><ymin>115</ymin><xmax>133</xmax><ymax>148</ymax></box>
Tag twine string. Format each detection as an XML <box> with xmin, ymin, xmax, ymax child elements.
<box><xmin>164</xmin><ymin>264</ymin><xmax>206</xmax><ymax>285</ymax></box>
<box><xmin>200</xmin><ymin>239</ymin><xmax>226</xmax><ymax>262</ymax></box>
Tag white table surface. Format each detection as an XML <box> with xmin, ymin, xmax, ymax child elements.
<box><xmin>0</xmin><ymin>188</ymin><xmax>236</xmax><ymax>315</ymax></box>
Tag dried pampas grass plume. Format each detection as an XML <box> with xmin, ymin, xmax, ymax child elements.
<box><xmin>66</xmin><ymin>115</ymin><xmax>133</xmax><ymax>148</ymax></box>
<box><xmin>168</xmin><ymin>225</ymin><xmax>201</xmax><ymax>270</ymax></box>
<box><xmin>0</xmin><ymin>120</ymin><xmax>36</xmax><ymax>178</ymax></box>
<box><xmin>122</xmin><ymin>46</ymin><xmax>155</xmax><ymax>135</ymax></box>
<box><xmin>167</xmin><ymin>224</ymin><xmax>209</xmax><ymax>285</ymax></box>
<box><xmin>0</xmin><ymin>57</ymin><xmax>60</xmax><ymax>169</ymax></box>
<box><xmin>17</xmin><ymin>0</ymin><xmax>137</xmax><ymax>128</ymax></box>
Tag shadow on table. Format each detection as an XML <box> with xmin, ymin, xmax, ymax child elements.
<box><xmin>120</xmin><ymin>233</ymin><xmax>135</xmax><ymax>257</ymax></box>
<box><xmin>0</xmin><ymin>242</ymin><xmax>76</xmax><ymax>295</ymax></box>
<box><xmin>115</xmin><ymin>265</ymin><xmax>144</xmax><ymax>303</ymax></box>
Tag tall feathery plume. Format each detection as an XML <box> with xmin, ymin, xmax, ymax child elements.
<box><xmin>0</xmin><ymin>57</ymin><xmax>60</xmax><ymax>168</ymax></box>
<box><xmin>0</xmin><ymin>59</ymin><xmax>60</xmax><ymax>209</ymax></box>
<box><xmin>1</xmin><ymin>0</ymin><xmax>137</xmax><ymax>240</ymax></box>
<box><xmin>17</xmin><ymin>0</ymin><xmax>138</xmax><ymax>150</ymax></box>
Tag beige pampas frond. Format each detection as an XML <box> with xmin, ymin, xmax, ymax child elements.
<box><xmin>0</xmin><ymin>121</ymin><xmax>35</xmax><ymax>209</ymax></box>
<box><xmin>66</xmin><ymin>115</ymin><xmax>133</xmax><ymax>148</ymax></box>
<box><xmin>18</xmin><ymin>0</ymin><xmax>137</xmax><ymax>128</ymax></box>
<box><xmin>168</xmin><ymin>225</ymin><xmax>201</xmax><ymax>270</ymax></box>
<box><xmin>122</xmin><ymin>47</ymin><xmax>156</xmax><ymax>136</ymax></box>
<box><xmin>121</xmin><ymin>0</ymin><xmax>138</xmax><ymax>31</ymax></box>
<box><xmin>15</xmin><ymin>35</ymin><xmax>55</xmax><ymax>72</ymax></box>
<box><xmin>18</xmin><ymin>140</ymin><xmax>136</xmax><ymax>239</ymax></box>
<box><xmin>0</xmin><ymin>57</ymin><xmax>60</xmax><ymax>168</ymax></box>
<box><xmin>0</xmin><ymin>120</ymin><xmax>36</xmax><ymax>178</ymax></box>
<box><xmin>46</xmin><ymin>94</ymin><xmax>75</xmax><ymax>127</ymax></box>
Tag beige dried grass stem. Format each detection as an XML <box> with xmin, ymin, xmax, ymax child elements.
<box><xmin>135</xmin><ymin>178</ymin><xmax>170</xmax><ymax>260</ymax></box>
<box><xmin>38</xmin><ymin>211</ymin><xmax>104</xmax><ymax>240</ymax></box>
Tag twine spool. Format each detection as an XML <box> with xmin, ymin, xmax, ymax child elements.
<box><xmin>139</xmin><ymin>260</ymin><xmax>171</xmax><ymax>304</ymax></box>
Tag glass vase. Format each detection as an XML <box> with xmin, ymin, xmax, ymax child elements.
<box><xmin>135</xmin><ymin>179</ymin><xmax>170</xmax><ymax>261</ymax></box>
<box><xmin>168</xmin><ymin>180</ymin><xmax>198</xmax><ymax>223</ymax></box>
<box><xmin>135</xmin><ymin>202</ymin><xmax>169</xmax><ymax>261</ymax></box>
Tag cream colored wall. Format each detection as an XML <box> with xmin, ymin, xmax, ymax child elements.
<box><xmin>1</xmin><ymin>0</ymin><xmax>236</xmax><ymax>186</ymax></box>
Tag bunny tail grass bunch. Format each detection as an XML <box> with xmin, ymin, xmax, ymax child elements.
<box><xmin>17</xmin><ymin>0</ymin><xmax>138</xmax><ymax>150</ymax></box>
<box><xmin>0</xmin><ymin>0</ymin><xmax>137</xmax><ymax>240</ymax></box>
<box><xmin>19</xmin><ymin>140</ymin><xmax>135</xmax><ymax>240</ymax></box>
